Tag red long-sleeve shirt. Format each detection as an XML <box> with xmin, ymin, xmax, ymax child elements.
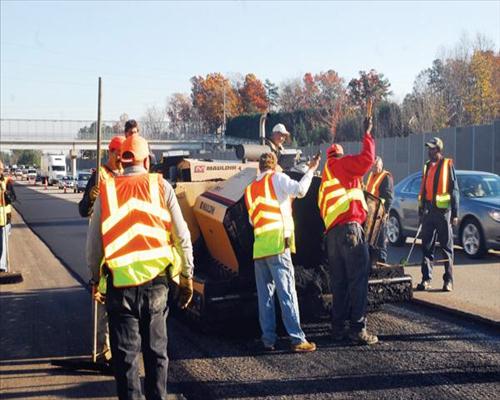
<box><xmin>326</xmin><ymin>132</ymin><xmax>375</xmax><ymax>228</ymax></box>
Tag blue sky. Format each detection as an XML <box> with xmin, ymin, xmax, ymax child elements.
<box><xmin>1</xmin><ymin>1</ymin><xmax>499</xmax><ymax>120</ymax></box>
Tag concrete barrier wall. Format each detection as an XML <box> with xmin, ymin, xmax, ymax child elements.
<box><xmin>200</xmin><ymin>120</ymin><xmax>499</xmax><ymax>184</ymax></box>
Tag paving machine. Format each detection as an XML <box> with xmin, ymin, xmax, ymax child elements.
<box><xmin>162</xmin><ymin>122</ymin><xmax>412</xmax><ymax>326</ymax></box>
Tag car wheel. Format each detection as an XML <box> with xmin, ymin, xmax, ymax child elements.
<box><xmin>387</xmin><ymin>211</ymin><xmax>406</xmax><ymax>247</ymax></box>
<box><xmin>460</xmin><ymin>218</ymin><xmax>486</xmax><ymax>259</ymax></box>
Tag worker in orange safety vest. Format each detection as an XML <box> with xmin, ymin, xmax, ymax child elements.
<box><xmin>86</xmin><ymin>134</ymin><xmax>194</xmax><ymax>399</ymax></box>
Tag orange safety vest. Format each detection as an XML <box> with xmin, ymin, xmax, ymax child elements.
<box><xmin>245</xmin><ymin>172</ymin><xmax>295</xmax><ymax>259</ymax></box>
<box><xmin>365</xmin><ymin>170</ymin><xmax>391</xmax><ymax>199</ymax></box>
<box><xmin>99</xmin><ymin>173</ymin><xmax>179</xmax><ymax>288</ymax></box>
<box><xmin>418</xmin><ymin>158</ymin><xmax>452</xmax><ymax>209</ymax></box>
<box><xmin>318</xmin><ymin>164</ymin><xmax>367</xmax><ymax>232</ymax></box>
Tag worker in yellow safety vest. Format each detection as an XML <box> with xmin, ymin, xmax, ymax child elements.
<box><xmin>416</xmin><ymin>137</ymin><xmax>459</xmax><ymax>292</ymax></box>
<box><xmin>0</xmin><ymin>160</ymin><xmax>16</xmax><ymax>272</ymax></box>
<box><xmin>245</xmin><ymin>152</ymin><xmax>319</xmax><ymax>353</ymax></box>
<box><xmin>365</xmin><ymin>156</ymin><xmax>393</xmax><ymax>262</ymax></box>
<box><xmin>79</xmin><ymin>135</ymin><xmax>125</xmax><ymax>217</ymax></box>
<box><xmin>86</xmin><ymin>134</ymin><xmax>194</xmax><ymax>399</ymax></box>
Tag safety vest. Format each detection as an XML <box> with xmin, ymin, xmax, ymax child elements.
<box><xmin>99</xmin><ymin>166</ymin><xmax>114</xmax><ymax>181</ymax></box>
<box><xmin>365</xmin><ymin>170</ymin><xmax>391</xmax><ymax>200</ymax></box>
<box><xmin>318</xmin><ymin>163</ymin><xmax>368</xmax><ymax>232</ymax></box>
<box><xmin>0</xmin><ymin>177</ymin><xmax>13</xmax><ymax>227</ymax></box>
<box><xmin>418</xmin><ymin>158</ymin><xmax>452</xmax><ymax>209</ymax></box>
<box><xmin>245</xmin><ymin>172</ymin><xmax>295</xmax><ymax>260</ymax></box>
<box><xmin>99</xmin><ymin>173</ymin><xmax>180</xmax><ymax>288</ymax></box>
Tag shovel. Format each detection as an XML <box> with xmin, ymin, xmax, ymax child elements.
<box><xmin>400</xmin><ymin>223</ymin><xmax>422</xmax><ymax>267</ymax></box>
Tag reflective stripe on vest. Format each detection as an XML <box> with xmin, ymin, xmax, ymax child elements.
<box><xmin>245</xmin><ymin>172</ymin><xmax>295</xmax><ymax>259</ymax></box>
<box><xmin>0</xmin><ymin>179</ymin><xmax>12</xmax><ymax>226</ymax></box>
<box><xmin>318</xmin><ymin>164</ymin><xmax>368</xmax><ymax>231</ymax></box>
<box><xmin>418</xmin><ymin>158</ymin><xmax>452</xmax><ymax>209</ymax></box>
<box><xmin>100</xmin><ymin>173</ymin><xmax>177</xmax><ymax>288</ymax></box>
<box><xmin>366</xmin><ymin>170</ymin><xmax>390</xmax><ymax>200</ymax></box>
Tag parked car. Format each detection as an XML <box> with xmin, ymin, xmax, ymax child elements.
<box><xmin>388</xmin><ymin>170</ymin><xmax>500</xmax><ymax>259</ymax></box>
<box><xmin>58</xmin><ymin>176</ymin><xmax>76</xmax><ymax>190</ymax></box>
<box><xmin>75</xmin><ymin>171</ymin><xmax>92</xmax><ymax>193</ymax></box>
<box><xmin>27</xmin><ymin>169</ymin><xmax>37</xmax><ymax>180</ymax></box>
<box><xmin>15</xmin><ymin>169</ymin><xmax>23</xmax><ymax>178</ymax></box>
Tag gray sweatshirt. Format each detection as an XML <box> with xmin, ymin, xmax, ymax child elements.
<box><xmin>86</xmin><ymin>165</ymin><xmax>194</xmax><ymax>282</ymax></box>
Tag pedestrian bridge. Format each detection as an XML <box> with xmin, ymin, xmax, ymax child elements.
<box><xmin>0</xmin><ymin>119</ymin><xmax>257</xmax><ymax>152</ymax></box>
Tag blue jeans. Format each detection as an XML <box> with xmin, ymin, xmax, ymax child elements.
<box><xmin>254</xmin><ymin>250</ymin><xmax>306</xmax><ymax>346</ymax></box>
<box><xmin>0</xmin><ymin>224</ymin><xmax>11</xmax><ymax>272</ymax></box>
<box><xmin>106</xmin><ymin>275</ymin><xmax>169</xmax><ymax>400</ymax></box>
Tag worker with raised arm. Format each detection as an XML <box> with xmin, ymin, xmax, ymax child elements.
<box><xmin>318</xmin><ymin>117</ymin><xmax>378</xmax><ymax>345</ymax></box>
<box><xmin>86</xmin><ymin>134</ymin><xmax>194</xmax><ymax>399</ymax></box>
<box><xmin>245</xmin><ymin>151</ymin><xmax>320</xmax><ymax>353</ymax></box>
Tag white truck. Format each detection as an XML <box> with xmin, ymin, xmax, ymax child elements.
<box><xmin>40</xmin><ymin>154</ymin><xmax>67</xmax><ymax>185</ymax></box>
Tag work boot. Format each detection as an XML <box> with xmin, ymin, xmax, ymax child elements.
<box><xmin>291</xmin><ymin>340</ymin><xmax>316</xmax><ymax>353</ymax></box>
<box><xmin>262</xmin><ymin>343</ymin><xmax>275</xmax><ymax>352</ymax></box>
<box><xmin>443</xmin><ymin>281</ymin><xmax>453</xmax><ymax>292</ymax></box>
<box><xmin>416</xmin><ymin>280</ymin><xmax>431</xmax><ymax>291</ymax></box>
<box><xmin>349</xmin><ymin>329</ymin><xmax>379</xmax><ymax>346</ymax></box>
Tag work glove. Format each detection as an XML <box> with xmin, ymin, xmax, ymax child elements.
<box><xmin>91</xmin><ymin>283</ymin><xmax>106</xmax><ymax>304</ymax></box>
<box><xmin>178</xmin><ymin>275</ymin><xmax>193</xmax><ymax>309</ymax></box>
<box><xmin>364</xmin><ymin>116</ymin><xmax>373</xmax><ymax>135</ymax></box>
<box><xmin>89</xmin><ymin>185</ymin><xmax>100</xmax><ymax>202</ymax></box>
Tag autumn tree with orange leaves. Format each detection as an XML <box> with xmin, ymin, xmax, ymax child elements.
<box><xmin>239</xmin><ymin>73</ymin><xmax>269</xmax><ymax>114</ymax></box>
<box><xmin>191</xmin><ymin>73</ymin><xmax>242</xmax><ymax>133</ymax></box>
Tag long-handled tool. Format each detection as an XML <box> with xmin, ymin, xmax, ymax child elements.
<box><xmin>400</xmin><ymin>223</ymin><xmax>422</xmax><ymax>267</ymax></box>
<box><xmin>51</xmin><ymin>78</ymin><xmax>110</xmax><ymax>374</ymax></box>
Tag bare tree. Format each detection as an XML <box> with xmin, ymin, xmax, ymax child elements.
<box><xmin>141</xmin><ymin>106</ymin><xmax>167</xmax><ymax>139</ymax></box>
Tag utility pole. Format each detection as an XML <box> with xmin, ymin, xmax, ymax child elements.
<box><xmin>222</xmin><ymin>84</ymin><xmax>226</xmax><ymax>151</ymax></box>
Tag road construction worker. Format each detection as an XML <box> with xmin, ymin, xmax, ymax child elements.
<box><xmin>245</xmin><ymin>152</ymin><xmax>320</xmax><ymax>353</ymax></box>
<box><xmin>0</xmin><ymin>160</ymin><xmax>16</xmax><ymax>272</ymax></box>
<box><xmin>79</xmin><ymin>135</ymin><xmax>125</xmax><ymax>217</ymax></box>
<box><xmin>86</xmin><ymin>134</ymin><xmax>194</xmax><ymax>399</ymax></box>
<box><xmin>124</xmin><ymin>118</ymin><xmax>158</xmax><ymax>168</ymax></box>
<box><xmin>78</xmin><ymin>135</ymin><xmax>125</xmax><ymax>365</ymax></box>
<box><xmin>124</xmin><ymin>119</ymin><xmax>139</xmax><ymax>137</ymax></box>
<box><xmin>266</xmin><ymin>123</ymin><xmax>290</xmax><ymax>159</ymax></box>
<box><xmin>318</xmin><ymin>117</ymin><xmax>378</xmax><ymax>345</ymax></box>
<box><xmin>365</xmin><ymin>156</ymin><xmax>394</xmax><ymax>263</ymax></box>
<box><xmin>417</xmin><ymin>137</ymin><xmax>459</xmax><ymax>292</ymax></box>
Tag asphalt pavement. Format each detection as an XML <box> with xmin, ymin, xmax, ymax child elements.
<box><xmin>2</xmin><ymin>180</ymin><xmax>499</xmax><ymax>399</ymax></box>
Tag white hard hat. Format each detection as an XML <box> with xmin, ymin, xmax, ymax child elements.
<box><xmin>272</xmin><ymin>123</ymin><xmax>291</xmax><ymax>135</ymax></box>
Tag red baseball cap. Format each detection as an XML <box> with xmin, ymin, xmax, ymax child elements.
<box><xmin>108</xmin><ymin>135</ymin><xmax>126</xmax><ymax>152</ymax></box>
<box><xmin>327</xmin><ymin>144</ymin><xmax>344</xmax><ymax>158</ymax></box>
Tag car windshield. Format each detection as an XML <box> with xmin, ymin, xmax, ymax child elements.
<box><xmin>52</xmin><ymin>166</ymin><xmax>65</xmax><ymax>171</ymax></box>
<box><xmin>78</xmin><ymin>174</ymin><xmax>91</xmax><ymax>181</ymax></box>
<box><xmin>458</xmin><ymin>174</ymin><xmax>500</xmax><ymax>198</ymax></box>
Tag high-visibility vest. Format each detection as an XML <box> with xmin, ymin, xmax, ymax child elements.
<box><xmin>365</xmin><ymin>170</ymin><xmax>391</xmax><ymax>200</ymax></box>
<box><xmin>318</xmin><ymin>163</ymin><xmax>368</xmax><ymax>232</ymax></box>
<box><xmin>245</xmin><ymin>172</ymin><xmax>295</xmax><ymax>259</ymax></box>
<box><xmin>99</xmin><ymin>173</ymin><xmax>180</xmax><ymax>288</ymax></box>
<box><xmin>99</xmin><ymin>166</ymin><xmax>114</xmax><ymax>181</ymax></box>
<box><xmin>0</xmin><ymin>177</ymin><xmax>13</xmax><ymax>227</ymax></box>
<box><xmin>418</xmin><ymin>158</ymin><xmax>452</xmax><ymax>209</ymax></box>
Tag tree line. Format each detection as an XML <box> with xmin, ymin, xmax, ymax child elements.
<box><xmin>78</xmin><ymin>34</ymin><xmax>499</xmax><ymax>146</ymax></box>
